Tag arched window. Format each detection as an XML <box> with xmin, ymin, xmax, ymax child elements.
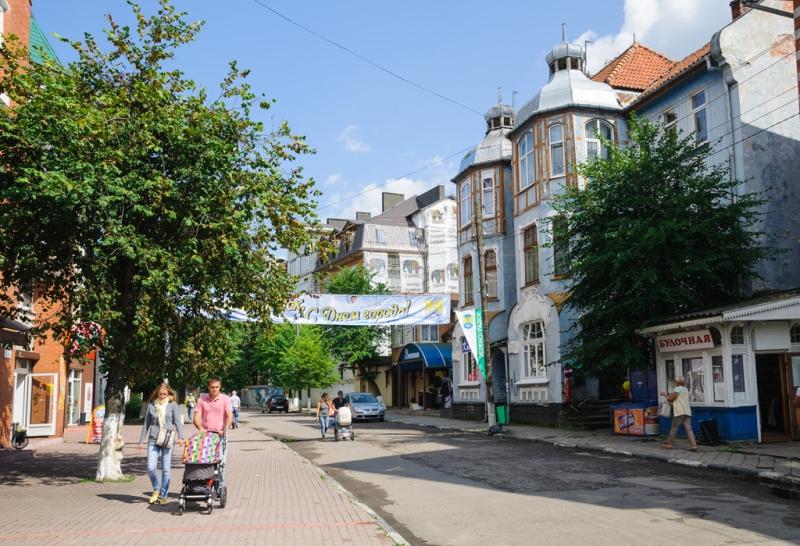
<box><xmin>585</xmin><ymin>119</ymin><xmax>613</xmax><ymax>162</ymax></box>
<box><xmin>549</xmin><ymin>124</ymin><xmax>564</xmax><ymax>176</ymax></box>
<box><xmin>522</xmin><ymin>321</ymin><xmax>546</xmax><ymax>378</ymax></box>
<box><xmin>518</xmin><ymin>133</ymin><xmax>535</xmax><ymax>189</ymax></box>
<box><xmin>460</xmin><ymin>180</ymin><xmax>472</xmax><ymax>227</ymax></box>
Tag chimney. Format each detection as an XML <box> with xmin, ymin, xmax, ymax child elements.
<box><xmin>729</xmin><ymin>0</ymin><xmax>750</xmax><ymax>20</ymax></box>
<box><xmin>382</xmin><ymin>192</ymin><xmax>405</xmax><ymax>212</ymax></box>
<box><xmin>355</xmin><ymin>212</ymin><xmax>372</xmax><ymax>221</ymax></box>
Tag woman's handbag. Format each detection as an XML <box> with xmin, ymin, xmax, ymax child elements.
<box><xmin>658</xmin><ymin>402</ymin><xmax>673</xmax><ymax>419</ymax></box>
<box><xmin>155</xmin><ymin>427</ymin><xmax>175</xmax><ymax>449</ymax></box>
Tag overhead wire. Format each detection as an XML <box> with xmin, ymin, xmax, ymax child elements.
<box><xmin>250</xmin><ymin>0</ymin><xmax>484</xmax><ymax>116</ymax></box>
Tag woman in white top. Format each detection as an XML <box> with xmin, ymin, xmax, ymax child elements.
<box><xmin>660</xmin><ymin>376</ymin><xmax>697</xmax><ymax>452</ymax></box>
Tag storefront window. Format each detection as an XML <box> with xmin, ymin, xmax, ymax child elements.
<box><xmin>463</xmin><ymin>353</ymin><xmax>477</xmax><ymax>382</ymax></box>
<box><xmin>730</xmin><ymin>326</ymin><xmax>744</xmax><ymax>345</ymax></box>
<box><xmin>712</xmin><ymin>356</ymin><xmax>724</xmax><ymax>402</ymax></box>
<box><xmin>732</xmin><ymin>354</ymin><xmax>746</xmax><ymax>393</ymax></box>
<box><xmin>683</xmin><ymin>357</ymin><xmax>705</xmax><ymax>403</ymax></box>
<box><xmin>665</xmin><ymin>360</ymin><xmax>675</xmax><ymax>392</ymax></box>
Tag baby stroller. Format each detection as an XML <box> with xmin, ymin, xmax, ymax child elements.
<box><xmin>333</xmin><ymin>406</ymin><xmax>355</xmax><ymax>441</ymax></box>
<box><xmin>178</xmin><ymin>430</ymin><xmax>228</xmax><ymax>514</ymax></box>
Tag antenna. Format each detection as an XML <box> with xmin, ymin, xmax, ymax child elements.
<box><xmin>498</xmin><ymin>87</ymin><xmax>502</xmax><ymax>105</ymax></box>
<box><xmin>562</xmin><ymin>23</ymin><xmax>567</xmax><ymax>43</ymax></box>
<box><xmin>512</xmin><ymin>91</ymin><xmax>518</xmax><ymax>109</ymax></box>
<box><xmin>584</xmin><ymin>40</ymin><xmax>593</xmax><ymax>75</ymax></box>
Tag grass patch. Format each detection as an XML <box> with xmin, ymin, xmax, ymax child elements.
<box><xmin>81</xmin><ymin>475</ymin><xmax>135</xmax><ymax>483</ymax></box>
<box><xmin>279</xmin><ymin>438</ymin><xmax>296</xmax><ymax>443</ymax></box>
<box><xmin>725</xmin><ymin>448</ymin><xmax>741</xmax><ymax>454</ymax></box>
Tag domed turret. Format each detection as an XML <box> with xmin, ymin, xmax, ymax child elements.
<box><xmin>484</xmin><ymin>102</ymin><xmax>516</xmax><ymax>134</ymax></box>
<box><xmin>455</xmin><ymin>91</ymin><xmax>515</xmax><ymax>177</ymax></box>
<box><xmin>545</xmin><ymin>24</ymin><xmax>584</xmax><ymax>75</ymax></box>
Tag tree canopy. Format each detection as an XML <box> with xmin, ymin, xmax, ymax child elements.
<box><xmin>0</xmin><ymin>1</ymin><xmax>321</xmax><ymax>477</ymax></box>
<box><xmin>551</xmin><ymin>115</ymin><xmax>775</xmax><ymax>377</ymax></box>
<box><xmin>321</xmin><ymin>265</ymin><xmax>390</xmax><ymax>395</ymax></box>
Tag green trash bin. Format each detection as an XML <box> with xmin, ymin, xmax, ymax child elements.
<box><xmin>496</xmin><ymin>404</ymin><xmax>509</xmax><ymax>425</ymax></box>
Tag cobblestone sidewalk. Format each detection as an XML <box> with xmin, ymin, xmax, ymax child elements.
<box><xmin>0</xmin><ymin>424</ymin><xmax>402</xmax><ymax>545</ymax></box>
<box><xmin>386</xmin><ymin>410</ymin><xmax>800</xmax><ymax>488</ymax></box>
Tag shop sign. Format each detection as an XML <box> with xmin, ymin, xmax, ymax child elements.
<box><xmin>402</xmin><ymin>348</ymin><xmax>421</xmax><ymax>360</ymax></box>
<box><xmin>656</xmin><ymin>329</ymin><xmax>714</xmax><ymax>353</ymax></box>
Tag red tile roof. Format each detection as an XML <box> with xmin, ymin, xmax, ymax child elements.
<box><xmin>640</xmin><ymin>43</ymin><xmax>711</xmax><ymax>98</ymax></box>
<box><xmin>591</xmin><ymin>43</ymin><xmax>676</xmax><ymax>92</ymax></box>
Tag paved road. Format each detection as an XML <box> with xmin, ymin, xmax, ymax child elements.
<box><xmin>244</xmin><ymin>409</ymin><xmax>800</xmax><ymax>546</ymax></box>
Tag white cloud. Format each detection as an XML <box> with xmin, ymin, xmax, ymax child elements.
<box><xmin>322</xmin><ymin>173</ymin><xmax>341</xmax><ymax>186</ymax></box>
<box><xmin>577</xmin><ymin>0</ymin><xmax>732</xmax><ymax>75</ymax></box>
<box><xmin>319</xmin><ymin>156</ymin><xmax>458</xmax><ymax>221</ymax></box>
<box><xmin>337</xmin><ymin>125</ymin><xmax>372</xmax><ymax>153</ymax></box>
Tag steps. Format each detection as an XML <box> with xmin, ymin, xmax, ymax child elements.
<box><xmin>559</xmin><ymin>399</ymin><xmax>614</xmax><ymax>430</ymax></box>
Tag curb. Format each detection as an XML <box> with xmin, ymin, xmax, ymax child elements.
<box><xmin>388</xmin><ymin>418</ymin><xmax>800</xmax><ymax>489</ymax></box>
<box><xmin>257</xmin><ymin>430</ymin><xmax>409</xmax><ymax>546</ymax></box>
<box><xmin>0</xmin><ymin>449</ymin><xmax>35</xmax><ymax>468</ymax></box>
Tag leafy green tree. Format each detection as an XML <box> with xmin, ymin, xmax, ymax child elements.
<box><xmin>256</xmin><ymin>325</ymin><xmax>338</xmax><ymax>400</ymax></box>
<box><xmin>321</xmin><ymin>265</ymin><xmax>390</xmax><ymax>395</ymax></box>
<box><xmin>218</xmin><ymin>322</ymin><xmax>262</xmax><ymax>394</ymax></box>
<box><xmin>0</xmin><ymin>2</ymin><xmax>320</xmax><ymax>478</ymax></box>
<box><xmin>551</xmin><ymin>115</ymin><xmax>776</xmax><ymax>377</ymax></box>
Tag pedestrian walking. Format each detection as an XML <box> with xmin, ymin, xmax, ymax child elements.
<box><xmin>186</xmin><ymin>393</ymin><xmax>197</xmax><ymax>421</ymax></box>
<box><xmin>661</xmin><ymin>376</ymin><xmax>697</xmax><ymax>452</ymax></box>
<box><xmin>330</xmin><ymin>390</ymin><xmax>346</xmax><ymax>428</ymax></box>
<box><xmin>230</xmin><ymin>390</ymin><xmax>241</xmax><ymax>429</ymax></box>
<box><xmin>316</xmin><ymin>393</ymin><xmax>335</xmax><ymax>441</ymax></box>
<box><xmin>138</xmin><ymin>383</ymin><xmax>185</xmax><ymax>505</ymax></box>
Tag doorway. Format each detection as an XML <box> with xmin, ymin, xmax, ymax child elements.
<box><xmin>755</xmin><ymin>353</ymin><xmax>790</xmax><ymax>442</ymax></box>
<box><xmin>67</xmin><ymin>369</ymin><xmax>82</xmax><ymax>426</ymax></box>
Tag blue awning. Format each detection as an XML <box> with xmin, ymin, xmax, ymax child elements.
<box><xmin>397</xmin><ymin>343</ymin><xmax>452</xmax><ymax>372</ymax></box>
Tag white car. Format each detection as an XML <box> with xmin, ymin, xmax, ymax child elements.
<box><xmin>345</xmin><ymin>393</ymin><xmax>385</xmax><ymax>422</ymax></box>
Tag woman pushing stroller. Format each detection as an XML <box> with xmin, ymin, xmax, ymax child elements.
<box><xmin>138</xmin><ymin>383</ymin><xmax>185</xmax><ymax>505</ymax></box>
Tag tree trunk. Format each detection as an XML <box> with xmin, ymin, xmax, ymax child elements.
<box><xmin>357</xmin><ymin>362</ymin><xmax>382</xmax><ymax>397</ymax></box>
<box><xmin>95</xmin><ymin>358</ymin><xmax>127</xmax><ymax>480</ymax></box>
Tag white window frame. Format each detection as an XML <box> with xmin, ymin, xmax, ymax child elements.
<box><xmin>481</xmin><ymin>170</ymin><xmax>495</xmax><ymax>218</ymax></box>
<box><xmin>549</xmin><ymin>124</ymin><xmax>565</xmax><ymax>177</ymax></box>
<box><xmin>518</xmin><ymin>132</ymin><xmax>535</xmax><ymax>189</ymax></box>
<box><xmin>662</xmin><ymin>108</ymin><xmax>677</xmax><ymax>135</ymax></box>
<box><xmin>18</xmin><ymin>284</ymin><xmax>34</xmax><ymax>312</ymax></box>
<box><xmin>460</xmin><ymin>179</ymin><xmax>472</xmax><ymax>227</ymax></box>
<box><xmin>522</xmin><ymin>321</ymin><xmax>546</xmax><ymax>378</ymax></box>
<box><xmin>691</xmin><ymin>90</ymin><xmax>707</xmax><ymax>144</ymax></box>
<box><xmin>585</xmin><ymin>119</ymin><xmax>612</xmax><ymax>162</ymax></box>
<box><xmin>376</xmin><ymin>229</ymin><xmax>386</xmax><ymax>244</ymax></box>
<box><xmin>392</xmin><ymin>325</ymin><xmax>404</xmax><ymax>347</ymax></box>
<box><xmin>420</xmin><ymin>325</ymin><xmax>438</xmax><ymax>343</ymax></box>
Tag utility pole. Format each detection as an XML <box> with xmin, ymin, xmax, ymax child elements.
<box><xmin>474</xmin><ymin>198</ymin><xmax>496</xmax><ymax>427</ymax></box>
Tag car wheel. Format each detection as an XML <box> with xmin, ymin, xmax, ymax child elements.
<box><xmin>268</xmin><ymin>407</ymin><xmax>273</xmax><ymax>414</ymax></box>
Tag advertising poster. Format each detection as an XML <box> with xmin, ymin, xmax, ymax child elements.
<box><xmin>85</xmin><ymin>405</ymin><xmax>105</xmax><ymax>444</ymax></box>
<box><xmin>613</xmin><ymin>409</ymin><xmax>644</xmax><ymax>435</ymax></box>
<box><xmin>364</xmin><ymin>251</ymin><xmax>389</xmax><ymax>286</ymax></box>
<box><xmin>400</xmin><ymin>253</ymin><xmax>424</xmax><ymax>293</ymax></box>
<box><xmin>84</xmin><ymin>383</ymin><xmax>93</xmax><ymax>414</ymax></box>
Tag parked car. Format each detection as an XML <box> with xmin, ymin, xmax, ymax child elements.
<box><xmin>344</xmin><ymin>393</ymin><xmax>385</xmax><ymax>422</ymax></box>
<box><xmin>262</xmin><ymin>395</ymin><xmax>289</xmax><ymax>414</ymax></box>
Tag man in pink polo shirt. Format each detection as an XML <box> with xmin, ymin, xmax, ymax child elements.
<box><xmin>193</xmin><ymin>377</ymin><xmax>233</xmax><ymax>434</ymax></box>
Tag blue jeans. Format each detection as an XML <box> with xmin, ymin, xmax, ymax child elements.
<box><xmin>319</xmin><ymin>416</ymin><xmax>329</xmax><ymax>438</ymax></box>
<box><xmin>233</xmin><ymin>407</ymin><xmax>239</xmax><ymax>427</ymax></box>
<box><xmin>147</xmin><ymin>444</ymin><xmax>173</xmax><ymax>498</ymax></box>
<box><xmin>187</xmin><ymin>406</ymin><xmax>195</xmax><ymax>421</ymax></box>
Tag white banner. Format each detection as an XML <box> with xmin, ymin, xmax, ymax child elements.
<box><xmin>228</xmin><ymin>294</ymin><xmax>450</xmax><ymax>326</ymax></box>
<box><xmin>456</xmin><ymin>309</ymin><xmax>485</xmax><ymax>377</ymax></box>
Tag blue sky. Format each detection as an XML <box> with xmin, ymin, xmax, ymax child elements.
<box><xmin>32</xmin><ymin>0</ymin><xmax>732</xmax><ymax>222</ymax></box>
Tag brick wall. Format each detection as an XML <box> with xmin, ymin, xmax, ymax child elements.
<box><xmin>795</xmin><ymin>0</ymin><xmax>800</xmax><ymax>100</ymax></box>
<box><xmin>4</xmin><ymin>0</ymin><xmax>30</xmax><ymax>47</ymax></box>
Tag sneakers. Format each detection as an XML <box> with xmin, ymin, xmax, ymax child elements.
<box><xmin>661</xmin><ymin>443</ymin><xmax>673</xmax><ymax>450</ymax></box>
<box><xmin>686</xmin><ymin>446</ymin><xmax>697</xmax><ymax>452</ymax></box>
<box><xmin>149</xmin><ymin>491</ymin><xmax>160</xmax><ymax>504</ymax></box>
<box><xmin>159</xmin><ymin>497</ymin><xmax>167</xmax><ymax>506</ymax></box>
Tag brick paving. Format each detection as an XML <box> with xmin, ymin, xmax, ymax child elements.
<box><xmin>0</xmin><ymin>424</ymin><xmax>399</xmax><ymax>545</ymax></box>
<box><xmin>386</xmin><ymin>409</ymin><xmax>800</xmax><ymax>487</ymax></box>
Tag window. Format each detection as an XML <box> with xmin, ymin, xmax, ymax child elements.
<box><xmin>665</xmin><ymin>359</ymin><xmax>675</xmax><ymax>392</ymax></box>
<box><xmin>391</xmin><ymin>326</ymin><xmax>404</xmax><ymax>347</ymax></box>
<box><xmin>408</xmin><ymin>325</ymin><xmax>418</xmax><ymax>343</ymax></box>
<box><xmin>376</xmin><ymin>229</ymin><xmax>386</xmax><ymax>244</ymax></box>
<box><xmin>420</xmin><ymin>325</ymin><xmax>438</xmax><ymax>343</ymax></box>
<box><xmin>485</xmin><ymin>250</ymin><xmax>497</xmax><ymax>299</ymax></box>
<box><xmin>460</xmin><ymin>180</ymin><xmax>472</xmax><ymax>227</ymax></box>
<box><xmin>730</xmin><ymin>326</ymin><xmax>745</xmax><ymax>345</ymax></box>
<box><xmin>463</xmin><ymin>256</ymin><xmax>474</xmax><ymax>305</ymax></box>
<box><xmin>18</xmin><ymin>283</ymin><xmax>34</xmax><ymax>311</ymax></box>
<box><xmin>388</xmin><ymin>254</ymin><xmax>401</xmax><ymax>291</ymax></box>
<box><xmin>518</xmin><ymin>133</ymin><xmax>535</xmax><ymax>189</ymax></box>
<box><xmin>522</xmin><ymin>321</ymin><xmax>546</xmax><ymax>378</ymax></box>
<box><xmin>552</xmin><ymin>217</ymin><xmax>568</xmax><ymax>276</ymax></box>
<box><xmin>791</xmin><ymin>325</ymin><xmax>800</xmax><ymax>344</ymax></box>
<box><xmin>523</xmin><ymin>226</ymin><xmax>538</xmax><ymax>285</ymax></box>
<box><xmin>409</xmin><ymin>231</ymin><xmax>418</xmax><ymax>246</ymax></box>
<box><xmin>683</xmin><ymin>357</ymin><xmax>705</xmax><ymax>403</ymax></box>
<box><xmin>732</xmin><ymin>354</ymin><xmax>746</xmax><ymax>393</ymax></box>
<box><xmin>709</xmin><ymin>327</ymin><xmax>722</xmax><ymax>347</ymax></box>
<box><xmin>482</xmin><ymin>174</ymin><xmax>495</xmax><ymax>217</ymax></box>
<box><xmin>585</xmin><ymin>119</ymin><xmax>612</xmax><ymax>162</ymax></box>
<box><xmin>461</xmin><ymin>344</ymin><xmax>478</xmax><ymax>381</ymax></box>
<box><xmin>712</xmin><ymin>355</ymin><xmax>724</xmax><ymax>402</ymax></box>
<box><xmin>549</xmin><ymin>124</ymin><xmax>565</xmax><ymax>177</ymax></box>
<box><xmin>692</xmin><ymin>91</ymin><xmax>707</xmax><ymax>144</ymax></box>
<box><xmin>663</xmin><ymin>110</ymin><xmax>677</xmax><ymax>137</ymax></box>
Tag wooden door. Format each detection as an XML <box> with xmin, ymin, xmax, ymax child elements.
<box><xmin>787</xmin><ymin>353</ymin><xmax>800</xmax><ymax>440</ymax></box>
